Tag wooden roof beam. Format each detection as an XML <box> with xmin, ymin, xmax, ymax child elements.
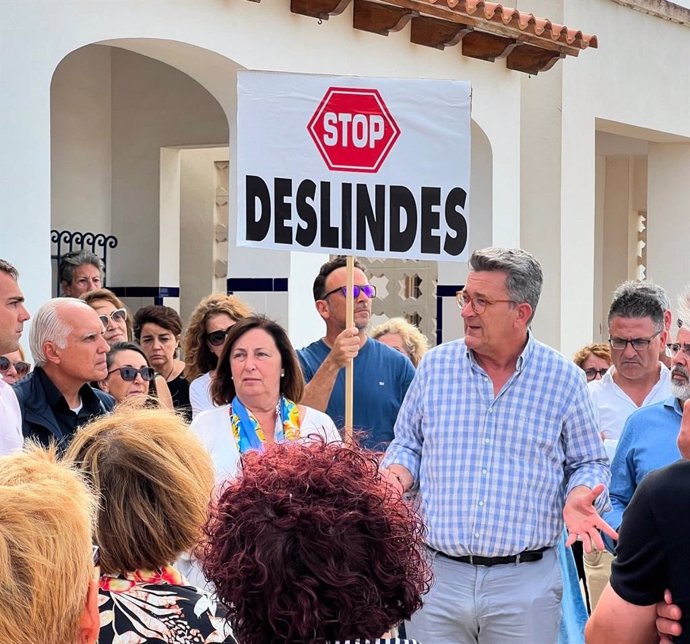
<box><xmin>506</xmin><ymin>44</ymin><xmax>564</xmax><ymax>74</ymax></box>
<box><xmin>461</xmin><ymin>30</ymin><xmax>518</xmax><ymax>61</ymax></box>
<box><xmin>290</xmin><ymin>0</ymin><xmax>352</xmax><ymax>20</ymax></box>
<box><xmin>353</xmin><ymin>0</ymin><xmax>418</xmax><ymax>36</ymax></box>
<box><xmin>410</xmin><ymin>15</ymin><xmax>472</xmax><ymax>49</ymax></box>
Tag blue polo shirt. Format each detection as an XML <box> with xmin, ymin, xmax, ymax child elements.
<box><xmin>298</xmin><ymin>337</ymin><xmax>415</xmax><ymax>450</ymax></box>
<box><xmin>603</xmin><ymin>396</ymin><xmax>683</xmax><ymax>552</ymax></box>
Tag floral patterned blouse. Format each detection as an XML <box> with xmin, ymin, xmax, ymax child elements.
<box><xmin>98</xmin><ymin>565</ymin><xmax>235</xmax><ymax>643</ymax></box>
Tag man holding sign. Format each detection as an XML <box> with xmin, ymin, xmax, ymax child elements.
<box><xmin>383</xmin><ymin>247</ymin><xmax>615</xmax><ymax>644</ymax></box>
<box><xmin>298</xmin><ymin>256</ymin><xmax>415</xmax><ymax>450</ymax></box>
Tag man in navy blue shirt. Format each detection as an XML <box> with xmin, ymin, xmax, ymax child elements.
<box><xmin>298</xmin><ymin>257</ymin><xmax>415</xmax><ymax>450</ymax></box>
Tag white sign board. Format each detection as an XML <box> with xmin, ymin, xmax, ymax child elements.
<box><xmin>237</xmin><ymin>71</ymin><xmax>471</xmax><ymax>261</ymax></box>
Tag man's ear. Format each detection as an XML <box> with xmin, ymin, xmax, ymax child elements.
<box><xmin>515</xmin><ymin>302</ymin><xmax>533</xmax><ymax>327</ymax></box>
<box><xmin>61</xmin><ymin>280</ymin><xmax>72</xmax><ymax>297</ymax></box>
<box><xmin>315</xmin><ymin>299</ymin><xmax>330</xmax><ymax>320</ymax></box>
<box><xmin>43</xmin><ymin>341</ymin><xmax>62</xmax><ymax>365</ymax></box>
<box><xmin>78</xmin><ymin>579</ymin><xmax>100</xmax><ymax>644</ymax></box>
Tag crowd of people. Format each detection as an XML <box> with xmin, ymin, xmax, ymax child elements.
<box><xmin>1</xmin><ymin>246</ymin><xmax>690</xmax><ymax>644</ymax></box>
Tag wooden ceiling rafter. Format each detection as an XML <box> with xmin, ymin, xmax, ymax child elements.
<box><xmin>252</xmin><ymin>0</ymin><xmax>597</xmax><ymax>74</ymax></box>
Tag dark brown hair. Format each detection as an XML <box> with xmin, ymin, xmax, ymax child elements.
<box><xmin>312</xmin><ymin>255</ymin><xmax>366</xmax><ymax>301</ymax></box>
<box><xmin>133</xmin><ymin>305</ymin><xmax>183</xmax><ymax>340</ymax></box>
<box><xmin>210</xmin><ymin>315</ymin><xmax>304</xmax><ymax>406</ymax></box>
<box><xmin>201</xmin><ymin>440</ymin><xmax>431</xmax><ymax>643</ymax></box>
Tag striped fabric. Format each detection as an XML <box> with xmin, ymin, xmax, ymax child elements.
<box><xmin>384</xmin><ymin>334</ymin><xmax>610</xmax><ymax>557</ymax></box>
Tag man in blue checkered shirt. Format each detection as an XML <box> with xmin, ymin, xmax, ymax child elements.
<box><xmin>383</xmin><ymin>247</ymin><xmax>615</xmax><ymax>644</ymax></box>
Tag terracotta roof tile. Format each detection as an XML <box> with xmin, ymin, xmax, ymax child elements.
<box><xmin>420</xmin><ymin>0</ymin><xmax>597</xmax><ymax>49</ymax></box>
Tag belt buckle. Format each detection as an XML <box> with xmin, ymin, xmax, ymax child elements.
<box><xmin>468</xmin><ymin>555</ymin><xmax>474</xmax><ymax>565</ymax></box>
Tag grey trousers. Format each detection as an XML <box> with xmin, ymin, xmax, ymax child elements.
<box><xmin>407</xmin><ymin>548</ymin><xmax>563</xmax><ymax>644</ymax></box>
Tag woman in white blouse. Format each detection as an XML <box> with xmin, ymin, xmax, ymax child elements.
<box><xmin>190</xmin><ymin>314</ymin><xmax>340</xmax><ymax>485</ymax></box>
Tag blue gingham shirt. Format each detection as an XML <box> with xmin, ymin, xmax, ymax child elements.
<box><xmin>384</xmin><ymin>333</ymin><xmax>610</xmax><ymax>557</ymax></box>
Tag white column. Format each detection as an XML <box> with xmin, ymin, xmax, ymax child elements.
<box><xmin>646</xmin><ymin>143</ymin><xmax>690</xmax><ymax>325</ymax></box>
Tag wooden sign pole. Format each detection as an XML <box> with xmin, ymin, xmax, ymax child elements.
<box><xmin>344</xmin><ymin>255</ymin><xmax>355</xmax><ymax>443</ymax></box>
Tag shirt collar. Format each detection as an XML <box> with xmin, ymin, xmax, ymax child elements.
<box><xmin>35</xmin><ymin>366</ymin><xmax>101</xmax><ymax>412</ymax></box>
<box><xmin>465</xmin><ymin>330</ymin><xmax>535</xmax><ymax>373</ymax></box>
<box><xmin>666</xmin><ymin>395</ymin><xmax>686</xmax><ymax>415</ymax></box>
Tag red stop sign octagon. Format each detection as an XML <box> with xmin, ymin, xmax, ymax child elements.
<box><xmin>307</xmin><ymin>87</ymin><xmax>401</xmax><ymax>173</ymax></box>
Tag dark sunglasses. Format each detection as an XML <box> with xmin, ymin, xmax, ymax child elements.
<box><xmin>322</xmin><ymin>284</ymin><xmax>377</xmax><ymax>300</ymax></box>
<box><xmin>0</xmin><ymin>356</ymin><xmax>31</xmax><ymax>377</ymax></box>
<box><xmin>98</xmin><ymin>308</ymin><xmax>127</xmax><ymax>328</ymax></box>
<box><xmin>107</xmin><ymin>366</ymin><xmax>155</xmax><ymax>382</ymax></box>
<box><xmin>205</xmin><ymin>327</ymin><xmax>233</xmax><ymax>347</ymax></box>
<box><xmin>584</xmin><ymin>367</ymin><xmax>608</xmax><ymax>382</ymax></box>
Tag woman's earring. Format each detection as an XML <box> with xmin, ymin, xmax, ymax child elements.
<box><xmin>280</xmin><ymin>370</ymin><xmax>285</xmax><ymax>378</ymax></box>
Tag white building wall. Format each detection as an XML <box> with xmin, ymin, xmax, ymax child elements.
<box><xmin>1</xmin><ymin>0</ymin><xmax>520</xmax><ymax>346</ymax></box>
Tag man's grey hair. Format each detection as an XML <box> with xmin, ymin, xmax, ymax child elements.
<box><xmin>469</xmin><ymin>247</ymin><xmax>543</xmax><ymax>324</ymax></box>
<box><xmin>58</xmin><ymin>250</ymin><xmax>104</xmax><ymax>286</ymax></box>
<box><xmin>607</xmin><ymin>281</ymin><xmax>666</xmax><ymax>329</ymax></box>
<box><xmin>29</xmin><ymin>298</ymin><xmax>91</xmax><ymax>366</ymax></box>
<box><xmin>679</xmin><ymin>283</ymin><xmax>690</xmax><ymax>330</ymax></box>
<box><xmin>0</xmin><ymin>259</ymin><xmax>19</xmax><ymax>280</ymax></box>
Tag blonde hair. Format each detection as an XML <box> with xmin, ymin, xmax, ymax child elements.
<box><xmin>573</xmin><ymin>343</ymin><xmax>612</xmax><ymax>368</ymax></box>
<box><xmin>0</xmin><ymin>445</ymin><xmax>96</xmax><ymax>644</ymax></box>
<box><xmin>371</xmin><ymin>317</ymin><xmax>429</xmax><ymax>367</ymax></box>
<box><xmin>65</xmin><ymin>407</ymin><xmax>214</xmax><ymax>575</ymax></box>
<box><xmin>182</xmin><ymin>293</ymin><xmax>252</xmax><ymax>381</ymax></box>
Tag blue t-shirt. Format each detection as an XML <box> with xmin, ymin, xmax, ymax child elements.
<box><xmin>298</xmin><ymin>338</ymin><xmax>415</xmax><ymax>450</ymax></box>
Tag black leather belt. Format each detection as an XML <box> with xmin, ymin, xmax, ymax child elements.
<box><xmin>433</xmin><ymin>546</ymin><xmax>548</xmax><ymax>567</ymax></box>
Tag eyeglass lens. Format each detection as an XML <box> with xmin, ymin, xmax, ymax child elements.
<box><xmin>99</xmin><ymin>308</ymin><xmax>127</xmax><ymax>327</ymax></box>
<box><xmin>117</xmin><ymin>367</ymin><xmax>155</xmax><ymax>382</ymax></box>
<box><xmin>0</xmin><ymin>357</ymin><xmax>30</xmax><ymax>376</ymax></box>
<box><xmin>206</xmin><ymin>328</ymin><xmax>230</xmax><ymax>346</ymax></box>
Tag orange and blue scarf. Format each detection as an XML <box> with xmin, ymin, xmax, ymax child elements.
<box><xmin>230</xmin><ymin>395</ymin><xmax>301</xmax><ymax>453</ymax></box>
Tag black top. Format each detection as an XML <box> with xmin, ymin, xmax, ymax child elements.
<box><xmin>167</xmin><ymin>372</ymin><xmax>192</xmax><ymax>422</ymax></box>
<box><xmin>13</xmin><ymin>366</ymin><xmax>114</xmax><ymax>450</ymax></box>
<box><xmin>611</xmin><ymin>459</ymin><xmax>690</xmax><ymax>641</ymax></box>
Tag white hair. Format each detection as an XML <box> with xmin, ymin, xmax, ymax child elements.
<box><xmin>679</xmin><ymin>284</ymin><xmax>690</xmax><ymax>331</ymax></box>
<box><xmin>29</xmin><ymin>298</ymin><xmax>92</xmax><ymax>366</ymax></box>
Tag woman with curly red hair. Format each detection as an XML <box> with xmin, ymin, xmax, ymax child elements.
<box><xmin>202</xmin><ymin>440</ymin><xmax>430</xmax><ymax>644</ymax></box>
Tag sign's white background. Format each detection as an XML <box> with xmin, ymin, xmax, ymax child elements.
<box><xmin>237</xmin><ymin>71</ymin><xmax>472</xmax><ymax>261</ymax></box>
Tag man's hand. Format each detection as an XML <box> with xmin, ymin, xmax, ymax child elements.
<box><xmin>564</xmin><ymin>484</ymin><xmax>618</xmax><ymax>552</ymax></box>
<box><xmin>657</xmin><ymin>589</ymin><xmax>682</xmax><ymax>643</ymax></box>
<box><xmin>325</xmin><ymin>326</ymin><xmax>361</xmax><ymax>369</ymax></box>
<box><xmin>379</xmin><ymin>465</ymin><xmax>413</xmax><ymax>496</ymax></box>
<box><xmin>677</xmin><ymin>399</ymin><xmax>690</xmax><ymax>459</ymax></box>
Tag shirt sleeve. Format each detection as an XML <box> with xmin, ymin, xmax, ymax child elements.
<box><xmin>609</xmin><ymin>478</ymin><xmax>666</xmax><ymax>606</ymax></box>
<box><xmin>562</xmin><ymin>377</ymin><xmax>611</xmax><ymax>513</ymax></box>
<box><xmin>382</xmin><ymin>362</ymin><xmax>425</xmax><ymax>482</ymax></box>
<box><xmin>602</xmin><ymin>416</ymin><xmax>638</xmax><ymax>551</ymax></box>
<box><xmin>297</xmin><ymin>349</ymin><xmax>314</xmax><ymax>382</ymax></box>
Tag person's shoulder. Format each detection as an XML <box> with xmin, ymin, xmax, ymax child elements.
<box><xmin>11</xmin><ymin>370</ymin><xmax>38</xmax><ymax>404</ymax></box>
<box><xmin>639</xmin><ymin>459</ymin><xmax>690</xmax><ymax>497</ymax></box>
<box><xmin>625</xmin><ymin>398</ymin><xmax>671</xmax><ymax>425</ymax></box>
<box><xmin>298</xmin><ymin>338</ymin><xmax>326</xmax><ymax>355</ymax></box>
<box><xmin>92</xmin><ymin>386</ymin><xmax>115</xmax><ymax>410</ymax></box>
<box><xmin>191</xmin><ymin>404</ymin><xmax>229</xmax><ymax>430</ymax></box>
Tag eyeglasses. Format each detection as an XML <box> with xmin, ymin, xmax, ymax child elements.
<box><xmin>584</xmin><ymin>367</ymin><xmax>608</xmax><ymax>382</ymax></box>
<box><xmin>205</xmin><ymin>327</ymin><xmax>233</xmax><ymax>347</ymax></box>
<box><xmin>98</xmin><ymin>308</ymin><xmax>127</xmax><ymax>328</ymax></box>
<box><xmin>609</xmin><ymin>331</ymin><xmax>661</xmax><ymax>351</ymax></box>
<box><xmin>667</xmin><ymin>343</ymin><xmax>690</xmax><ymax>359</ymax></box>
<box><xmin>107</xmin><ymin>366</ymin><xmax>155</xmax><ymax>382</ymax></box>
<box><xmin>0</xmin><ymin>357</ymin><xmax>31</xmax><ymax>377</ymax></box>
<box><xmin>456</xmin><ymin>290</ymin><xmax>516</xmax><ymax>315</ymax></box>
<box><xmin>322</xmin><ymin>284</ymin><xmax>377</xmax><ymax>300</ymax></box>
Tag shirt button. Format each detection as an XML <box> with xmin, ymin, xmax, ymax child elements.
<box><xmin>474</xmin><ymin>532</ymin><xmax>480</xmax><ymax>538</ymax></box>
<box><xmin>478</xmin><ymin>501</ymin><xmax>484</xmax><ymax>506</ymax></box>
<box><xmin>485</xmin><ymin>438</ymin><xmax>490</xmax><ymax>444</ymax></box>
<box><xmin>482</xmin><ymin>469</ymin><xmax>487</xmax><ymax>475</ymax></box>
